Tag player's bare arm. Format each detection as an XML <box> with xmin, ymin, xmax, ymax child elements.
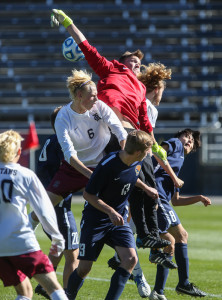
<box><xmin>171</xmin><ymin>192</ymin><xmax>211</xmax><ymax>207</ymax></box>
<box><xmin>70</xmin><ymin>156</ymin><xmax>93</xmax><ymax>179</ymax></box>
<box><xmin>83</xmin><ymin>191</ymin><xmax>124</xmax><ymax>226</ymax></box>
<box><xmin>135</xmin><ymin>178</ymin><xmax>159</xmax><ymax>200</ymax></box>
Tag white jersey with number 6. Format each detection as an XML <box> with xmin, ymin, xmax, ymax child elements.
<box><xmin>0</xmin><ymin>162</ymin><xmax>63</xmax><ymax>256</ymax></box>
<box><xmin>55</xmin><ymin>100</ymin><xmax>127</xmax><ymax>167</ymax></box>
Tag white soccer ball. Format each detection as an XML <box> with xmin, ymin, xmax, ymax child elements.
<box><xmin>62</xmin><ymin>36</ymin><xmax>85</xmax><ymax>62</ymax></box>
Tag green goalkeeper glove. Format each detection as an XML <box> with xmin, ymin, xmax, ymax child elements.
<box><xmin>152</xmin><ymin>143</ymin><xmax>167</xmax><ymax>165</ymax></box>
<box><xmin>51</xmin><ymin>9</ymin><xmax>73</xmax><ymax>28</ymax></box>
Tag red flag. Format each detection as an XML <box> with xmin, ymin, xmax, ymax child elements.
<box><xmin>23</xmin><ymin>121</ymin><xmax>40</xmax><ymax>151</ymax></box>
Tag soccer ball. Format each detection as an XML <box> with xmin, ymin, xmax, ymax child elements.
<box><xmin>62</xmin><ymin>36</ymin><xmax>85</xmax><ymax>62</ymax></box>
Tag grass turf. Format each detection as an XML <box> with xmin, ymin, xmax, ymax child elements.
<box><xmin>1</xmin><ymin>202</ymin><xmax>222</xmax><ymax>299</ymax></box>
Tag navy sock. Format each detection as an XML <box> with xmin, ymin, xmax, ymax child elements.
<box><xmin>105</xmin><ymin>267</ymin><xmax>131</xmax><ymax>300</ymax></box>
<box><xmin>66</xmin><ymin>269</ymin><xmax>84</xmax><ymax>300</ymax></box>
<box><xmin>175</xmin><ymin>243</ymin><xmax>189</xmax><ymax>286</ymax></box>
<box><xmin>154</xmin><ymin>255</ymin><xmax>172</xmax><ymax>294</ymax></box>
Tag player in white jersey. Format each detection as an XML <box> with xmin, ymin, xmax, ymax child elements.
<box><xmin>29</xmin><ymin>69</ymin><xmax>127</xmax><ymax>225</ymax></box>
<box><xmin>0</xmin><ymin>130</ymin><xmax>68</xmax><ymax>300</ymax></box>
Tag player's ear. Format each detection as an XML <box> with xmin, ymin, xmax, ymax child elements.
<box><xmin>154</xmin><ymin>87</ymin><xmax>159</xmax><ymax>94</ymax></box>
<box><xmin>17</xmin><ymin>147</ymin><xmax>22</xmax><ymax>157</ymax></box>
<box><xmin>75</xmin><ymin>88</ymin><xmax>82</xmax><ymax>99</ymax></box>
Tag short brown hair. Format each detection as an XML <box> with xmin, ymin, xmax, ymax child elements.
<box><xmin>119</xmin><ymin>50</ymin><xmax>144</xmax><ymax>64</ymax></box>
<box><xmin>174</xmin><ymin>128</ymin><xmax>201</xmax><ymax>152</ymax></box>
<box><xmin>125</xmin><ymin>130</ymin><xmax>153</xmax><ymax>154</ymax></box>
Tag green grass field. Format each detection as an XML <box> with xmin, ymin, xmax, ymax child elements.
<box><xmin>1</xmin><ymin>202</ymin><xmax>222</xmax><ymax>299</ymax></box>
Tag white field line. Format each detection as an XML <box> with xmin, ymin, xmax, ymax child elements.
<box><xmin>56</xmin><ymin>272</ymin><xmax>222</xmax><ymax>298</ymax></box>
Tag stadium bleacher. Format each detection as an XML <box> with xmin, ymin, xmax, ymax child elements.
<box><xmin>0</xmin><ymin>0</ymin><xmax>222</xmax><ymax>129</ymax></box>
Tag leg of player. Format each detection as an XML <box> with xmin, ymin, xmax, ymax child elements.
<box><xmin>34</xmin><ymin>272</ymin><xmax>68</xmax><ymax>300</ymax></box>
<box><xmin>63</xmin><ymin>248</ymin><xmax>79</xmax><ymax>288</ymax></box>
<box><xmin>35</xmin><ymin>253</ymin><xmax>63</xmax><ymax>299</ymax></box>
<box><xmin>129</xmin><ymin>218</ymin><xmax>151</xmax><ymax>298</ymax></box>
<box><xmin>105</xmin><ymin>246</ymin><xmax>137</xmax><ymax>300</ymax></box>
<box><xmin>150</xmin><ymin>232</ymin><xmax>175</xmax><ymax>300</ymax></box>
<box><xmin>168</xmin><ymin>224</ymin><xmax>206</xmax><ymax>297</ymax></box>
<box><xmin>66</xmin><ymin>260</ymin><xmax>93</xmax><ymax>300</ymax></box>
<box><xmin>14</xmin><ymin>276</ymin><xmax>33</xmax><ymax>300</ymax></box>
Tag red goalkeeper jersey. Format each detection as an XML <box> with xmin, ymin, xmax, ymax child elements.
<box><xmin>79</xmin><ymin>40</ymin><xmax>153</xmax><ymax>133</ymax></box>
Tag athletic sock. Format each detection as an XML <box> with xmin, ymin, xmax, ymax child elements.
<box><xmin>50</xmin><ymin>289</ymin><xmax>68</xmax><ymax>300</ymax></box>
<box><xmin>105</xmin><ymin>267</ymin><xmax>131</xmax><ymax>300</ymax></box>
<box><xmin>15</xmin><ymin>296</ymin><xmax>31</xmax><ymax>300</ymax></box>
<box><xmin>175</xmin><ymin>243</ymin><xmax>189</xmax><ymax>286</ymax></box>
<box><xmin>154</xmin><ymin>255</ymin><xmax>172</xmax><ymax>294</ymax></box>
<box><xmin>66</xmin><ymin>269</ymin><xmax>84</xmax><ymax>300</ymax></box>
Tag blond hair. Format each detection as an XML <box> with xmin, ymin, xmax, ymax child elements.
<box><xmin>125</xmin><ymin>130</ymin><xmax>153</xmax><ymax>154</ymax></box>
<box><xmin>138</xmin><ymin>63</ymin><xmax>171</xmax><ymax>93</ymax></box>
<box><xmin>0</xmin><ymin>130</ymin><xmax>23</xmax><ymax>163</ymax></box>
<box><xmin>66</xmin><ymin>69</ymin><xmax>95</xmax><ymax>100</ymax></box>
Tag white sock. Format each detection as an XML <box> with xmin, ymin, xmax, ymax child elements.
<box><xmin>50</xmin><ymin>289</ymin><xmax>68</xmax><ymax>300</ymax></box>
<box><xmin>28</xmin><ymin>212</ymin><xmax>39</xmax><ymax>230</ymax></box>
<box><xmin>15</xmin><ymin>296</ymin><xmax>31</xmax><ymax>300</ymax></box>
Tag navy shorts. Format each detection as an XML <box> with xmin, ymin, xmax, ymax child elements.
<box><xmin>157</xmin><ymin>198</ymin><xmax>181</xmax><ymax>234</ymax></box>
<box><xmin>44</xmin><ymin>196</ymin><xmax>79</xmax><ymax>250</ymax></box>
<box><xmin>78</xmin><ymin>213</ymin><xmax>135</xmax><ymax>261</ymax></box>
<box><xmin>55</xmin><ymin>207</ymin><xmax>79</xmax><ymax>250</ymax></box>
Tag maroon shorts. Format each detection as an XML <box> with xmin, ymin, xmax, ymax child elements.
<box><xmin>0</xmin><ymin>250</ymin><xmax>54</xmax><ymax>287</ymax></box>
<box><xmin>47</xmin><ymin>160</ymin><xmax>94</xmax><ymax>198</ymax></box>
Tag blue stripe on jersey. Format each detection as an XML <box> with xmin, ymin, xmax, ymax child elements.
<box><xmin>101</xmin><ymin>154</ymin><xmax>116</xmax><ymax>166</ymax></box>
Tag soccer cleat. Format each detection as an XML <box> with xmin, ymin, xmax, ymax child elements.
<box><xmin>149</xmin><ymin>252</ymin><xmax>177</xmax><ymax>269</ymax></box>
<box><xmin>176</xmin><ymin>282</ymin><xmax>207</xmax><ymax>297</ymax></box>
<box><xmin>136</xmin><ymin>234</ymin><xmax>171</xmax><ymax>249</ymax></box>
<box><xmin>149</xmin><ymin>290</ymin><xmax>168</xmax><ymax>300</ymax></box>
<box><xmin>134</xmin><ymin>273</ymin><xmax>151</xmax><ymax>298</ymax></box>
<box><xmin>35</xmin><ymin>284</ymin><xmax>50</xmax><ymax>300</ymax></box>
<box><xmin>108</xmin><ymin>256</ymin><xmax>134</xmax><ymax>281</ymax></box>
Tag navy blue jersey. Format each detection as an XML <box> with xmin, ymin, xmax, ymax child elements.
<box><xmin>37</xmin><ymin>134</ymin><xmax>72</xmax><ymax>208</ymax></box>
<box><xmin>37</xmin><ymin>134</ymin><xmax>63</xmax><ymax>187</ymax></box>
<box><xmin>152</xmin><ymin>138</ymin><xmax>184</xmax><ymax>202</ymax></box>
<box><xmin>84</xmin><ymin>151</ymin><xmax>142</xmax><ymax>221</ymax></box>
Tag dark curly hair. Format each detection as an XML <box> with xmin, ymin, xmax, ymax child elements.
<box><xmin>174</xmin><ymin>128</ymin><xmax>201</xmax><ymax>152</ymax></box>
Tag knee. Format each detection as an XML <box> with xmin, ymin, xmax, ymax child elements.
<box><xmin>122</xmin><ymin>253</ymin><xmax>138</xmax><ymax>270</ymax></box>
<box><xmin>176</xmin><ymin>229</ymin><xmax>188</xmax><ymax>243</ymax></box>
<box><xmin>77</xmin><ymin>264</ymin><xmax>92</xmax><ymax>279</ymax></box>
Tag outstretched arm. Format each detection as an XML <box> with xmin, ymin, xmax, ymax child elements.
<box><xmin>171</xmin><ymin>191</ymin><xmax>211</xmax><ymax>207</ymax></box>
<box><xmin>51</xmin><ymin>9</ymin><xmax>86</xmax><ymax>43</ymax></box>
<box><xmin>155</xmin><ymin>143</ymin><xmax>184</xmax><ymax>188</ymax></box>
<box><xmin>51</xmin><ymin>9</ymin><xmax>112</xmax><ymax>77</ymax></box>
